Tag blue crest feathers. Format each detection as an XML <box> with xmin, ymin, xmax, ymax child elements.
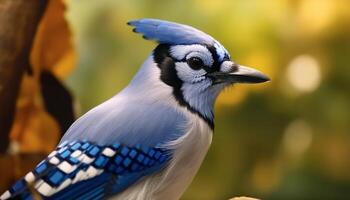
<box><xmin>128</xmin><ymin>18</ymin><xmax>216</xmax><ymax>45</ymax></box>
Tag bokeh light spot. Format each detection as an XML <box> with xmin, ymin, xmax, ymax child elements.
<box><xmin>286</xmin><ymin>55</ymin><xmax>321</xmax><ymax>93</ymax></box>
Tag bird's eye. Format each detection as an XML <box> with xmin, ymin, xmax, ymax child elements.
<box><xmin>187</xmin><ymin>57</ymin><xmax>204</xmax><ymax>70</ymax></box>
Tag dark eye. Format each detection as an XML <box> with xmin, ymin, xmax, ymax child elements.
<box><xmin>187</xmin><ymin>57</ymin><xmax>204</xmax><ymax>70</ymax></box>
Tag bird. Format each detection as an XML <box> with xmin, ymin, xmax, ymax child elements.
<box><xmin>1</xmin><ymin>18</ymin><xmax>269</xmax><ymax>200</ymax></box>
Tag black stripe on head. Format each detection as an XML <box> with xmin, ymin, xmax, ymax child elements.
<box><xmin>205</xmin><ymin>44</ymin><xmax>221</xmax><ymax>72</ymax></box>
<box><xmin>153</xmin><ymin>44</ymin><xmax>214</xmax><ymax>129</ymax></box>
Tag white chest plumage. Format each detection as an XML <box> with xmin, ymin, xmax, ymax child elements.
<box><xmin>112</xmin><ymin>110</ymin><xmax>213</xmax><ymax>200</ymax></box>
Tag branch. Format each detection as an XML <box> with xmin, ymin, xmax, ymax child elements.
<box><xmin>0</xmin><ymin>0</ymin><xmax>48</xmax><ymax>153</ymax></box>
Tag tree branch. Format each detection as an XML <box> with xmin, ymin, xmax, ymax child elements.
<box><xmin>0</xmin><ymin>0</ymin><xmax>48</xmax><ymax>153</ymax></box>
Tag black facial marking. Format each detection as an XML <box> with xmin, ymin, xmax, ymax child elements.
<box><xmin>205</xmin><ymin>45</ymin><xmax>221</xmax><ymax>72</ymax></box>
<box><xmin>153</xmin><ymin>44</ymin><xmax>214</xmax><ymax>129</ymax></box>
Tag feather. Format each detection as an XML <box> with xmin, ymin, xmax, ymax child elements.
<box><xmin>128</xmin><ymin>18</ymin><xmax>215</xmax><ymax>45</ymax></box>
<box><xmin>128</xmin><ymin>18</ymin><xmax>229</xmax><ymax>62</ymax></box>
<box><xmin>3</xmin><ymin>141</ymin><xmax>170</xmax><ymax>199</ymax></box>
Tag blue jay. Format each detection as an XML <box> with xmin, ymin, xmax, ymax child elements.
<box><xmin>1</xmin><ymin>19</ymin><xmax>269</xmax><ymax>200</ymax></box>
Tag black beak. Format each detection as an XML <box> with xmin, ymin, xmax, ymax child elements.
<box><xmin>209</xmin><ymin>65</ymin><xmax>270</xmax><ymax>84</ymax></box>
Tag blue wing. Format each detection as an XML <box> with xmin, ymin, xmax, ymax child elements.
<box><xmin>3</xmin><ymin>141</ymin><xmax>170</xmax><ymax>200</ymax></box>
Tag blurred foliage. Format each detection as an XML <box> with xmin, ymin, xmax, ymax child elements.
<box><xmin>65</xmin><ymin>0</ymin><xmax>350</xmax><ymax>199</ymax></box>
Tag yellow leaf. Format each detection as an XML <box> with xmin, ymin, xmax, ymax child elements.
<box><xmin>30</xmin><ymin>0</ymin><xmax>76</xmax><ymax>78</ymax></box>
<box><xmin>10</xmin><ymin>99</ymin><xmax>60</xmax><ymax>154</ymax></box>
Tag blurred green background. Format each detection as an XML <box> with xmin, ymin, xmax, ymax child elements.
<box><xmin>65</xmin><ymin>0</ymin><xmax>350</xmax><ymax>199</ymax></box>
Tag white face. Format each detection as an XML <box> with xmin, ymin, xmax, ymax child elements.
<box><xmin>170</xmin><ymin>45</ymin><xmax>213</xmax><ymax>84</ymax></box>
<box><xmin>169</xmin><ymin>44</ymin><xmax>234</xmax><ymax>85</ymax></box>
<box><xmin>166</xmin><ymin>44</ymin><xmax>235</xmax><ymax>120</ymax></box>
<box><xmin>169</xmin><ymin>44</ymin><xmax>235</xmax><ymax>89</ymax></box>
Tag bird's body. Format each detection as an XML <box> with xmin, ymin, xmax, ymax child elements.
<box><xmin>1</xmin><ymin>19</ymin><xmax>269</xmax><ymax>200</ymax></box>
<box><xmin>63</xmin><ymin>56</ymin><xmax>213</xmax><ymax>200</ymax></box>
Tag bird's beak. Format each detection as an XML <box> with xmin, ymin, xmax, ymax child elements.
<box><xmin>209</xmin><ymin>64</ymin><xmax>270</xmax><ymax>84</ymax></box>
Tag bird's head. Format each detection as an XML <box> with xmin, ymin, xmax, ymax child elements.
<box><xmin>128</xmin><ymin>19</ymin><xmax>269</xmax><ymax>127</ymax></box>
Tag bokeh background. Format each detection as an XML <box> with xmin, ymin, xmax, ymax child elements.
<box><xmin>1</xmin><ymin>0</ymin><xmax>349</xmax><ymax>199</ymax></box>
<box><xmin>64</xmin><ymin>0</ymin><xmax>350</xmax><ymax>199</ymax></box>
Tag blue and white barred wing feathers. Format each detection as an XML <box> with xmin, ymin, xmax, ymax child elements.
<box><xmin>2</xmin><ymin>141</ymin><xmax>170</xmax><ymax>200</ymax></box>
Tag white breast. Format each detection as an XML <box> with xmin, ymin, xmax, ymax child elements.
<box><xmin>111</xmin><ymin>111</ymin><xmax>213</xmax><ymax>200</ymax></box>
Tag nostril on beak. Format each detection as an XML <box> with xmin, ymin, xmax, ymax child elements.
<box><xmin>231</xmin><ymin>63</ymin><xmax>239</xmax><ymax>72</ymax></box>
